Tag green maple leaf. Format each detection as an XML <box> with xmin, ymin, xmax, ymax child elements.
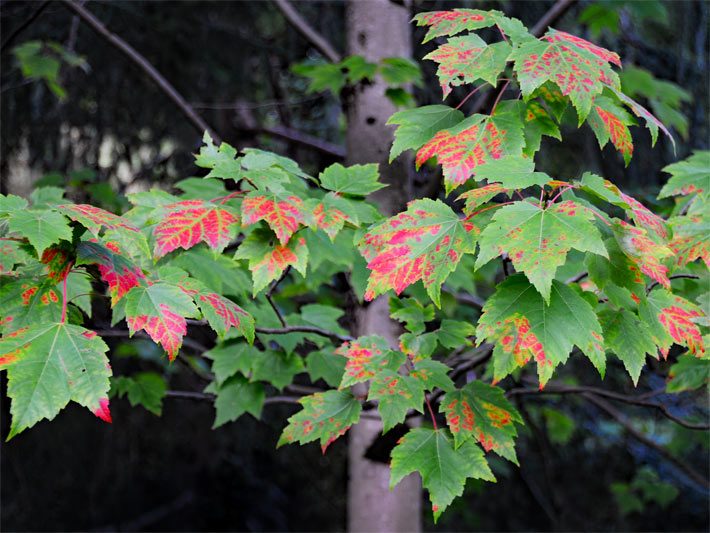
<box><xmin>477</xmin><ymin>274</ymin><xmax>606</xmax><ymax>387</ymax></box>
<box><xmin>368</xmin><ymin>370</ymin><xmax>425</xmax><ymax>433</ymax></box>
<box><xmin>194</xmin><ymin>131</ymin><xmax>242</xmax><ymax>179</ymax></box>
<box><xmin>667</xmin><ymin>353</ymin><xmax>710</xmax><ymax>393</ymax></box>
<box><xmin>424</xmin><ymin>34</ymin><xmax>511</xmax><ymax>98</ymax></box>
<box><xmin>278</xmin><ymin>390</ymin><xmax>362</xmax><ymax>453</ymax></box>
<box><xmin>7</xmin><ymin>208</ymin><xmax>73</xmax><ymax>255</ymax></box>
<box><xmin>468</xmin><ymin>156</ymin><xmax>550</xmax><ymax>189</ymax></box>
<box><xmin>390</xmin><ymin>427</ymin><xmax>495</xmax><ymax>521</ymax></box>
<box><xmin>668</xmin><ymin>206</ymin><xmax>710</xmax><ymax>269</ymax></box>
<box><xmin>251</xmin><ymin>350</ymin><xmax>304</xmax><ymax>390</ymax></box>
<box><xmin>387</xmin><ymin>105</ymin><xmax>464</xmax><ymax>162</ymax></box>
<box><xmin>111</xmin><ymin>372</ymin><xmax>166</xmax><ymax>416</ymax></box>
<box><xmin>585</xmin><ymin>238</ymin><xmax>645</xmax><ymax>309</ymax></box>
<box><xmin>205</xmin><ymin>375</ymin><xmax>265</xmax><ymax>428</ymax></box>
<box><xmin>441</xmin><ymin>381</ymin><xmax>523</xmax><ymax>463</ymax></box>
<box><xmin>358</xmin><ymin>198</ymin><xmax>477</xmax><ymax>306</ymax></box>
<box><xmin>476</xmin><ymin>199</ymin><xmax>607</xmax><ymax>302</ymax></box>
<box><xmin>204</xmin><ymin>343</ymin><xmax>253</xmax><ymax>385</ymax></box>
<box><xmin>410</xmin><ymin>359</ymin><xmax>456</xmax><ymax>393</ymax></box>
<box><xmin>511</xmin><ymin>29</ymin><xmax>621</xmax><ymax>123</ymax></box>
<box><xmin>599</xmin><ymin>308</ymin><xmax>657</xmax><ymax>385</ymax></box>
<box><xmin>523</xmin><ymin>100</ymin><xmax>562</xmax><ymax>156</ymax></box>
<box><xmin>306</xmin><ymin>348</ymin><xmax>346</xmax><ymax>388</ymax></box>
<box><xmin>659</xmin><ymin>151</ymin><xmax>710</xmax><ymax>200</ymax></box>
<box><xmin>0</xmin><ymin>323</ymin><xmax>112</xmax><ymax>439</ymax></box>
<box><xmin>318</xmin><ymin>163</ymin><xmax>384</xmax><ymax>196</ymax></box>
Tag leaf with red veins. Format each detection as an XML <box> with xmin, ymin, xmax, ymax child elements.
<box><xmin>76</xmin><ymin>240</ymin><xmax>146</xmax><ymax>304</ymax></box>
<box><xmin>477</xmin><ymin>274</ymin><xmax>606</xmax><ymax>387</ymax></box>
<box><xmin>587</xmin><ymin>96</ymin><xmax>634</xmax><ymax>165</ymax></box>
<box><xmin>234</xmin><ymin>229</ymin><xmax>309</xmax><ymax>296</ymax></box>
<box><xmin>511</xmin><ymin>30</ymin><xmax>621</xmax><ymax>123</ymax></box>
<box><xmin>413</xmin><ymin>9</ymin><xmax>499</xmax><ymax>42</ymax></box>
<box><xmin>154</xmin><ymin>200</ymin><xmax>238</xmax><ymax>258</ymax></box>
<box><xmin>442</xmin><ymin>381</ymin><xmax>523</xmax><ymax>464</ymax></box>
<box><xmin>612</xmin><ymin>220</ymin><xmax>672</xmax><ymax>289</ymax></box>
<box><xmin>668</xmin><ymin>213</ymin><xmax>710</xmax><ymax>269</ymax></box>
<box><xmin>0</xmin><ymin>322</ymin><xmax>111</xmax><ymax>439</ymax></box>
<box><xmin>312</xmin><ymin>192</ymin><xmax>359</xmax><ymax>241</ymax></box>
<box><xmin>612</xmin><ymin>88</ymin><xmax>675</xmax><ymax>148</ymax></box>
<box><xmin>56</xmin><ymin>204</ymin><xmax>139</xmax><ymax>234</ymax></box>
<box><xmin>40</xmin><ymin>246</ymin><xmax>74</xmax><ymax>282</ymax></box>
<box><xmin>335</xmin><ymin>335</ymin><xmax>406</xmax><ymax>389</ymax></box>
<box><xmin>640</xmin><ymin>289</ymin><xmax>705</xmax><ymax>358</ymax></box>
<box><xmin>416</xmin><ymin>106</ymin><xmax>526</xmax><ymax>193</ymax></box>
<box><xmin>358</xmin><ymin>198</ymin><xmax>477</xmax><ymax>306</ymax></box>
<box><xmin>476</xmin><ymin>199</ymin><xmax>607</xmax><ymax>302</ymax></box>
<box><xmin>124</xmin><ymin>282</ymin><xmax>199</xmax><ymax>360</ymax></box>
<box><xmin>423</xmin><ymin>34</ymin><xmax>511</xmax><ymax>98</ymax></box>
<box><xmin>277</xmin><ymin>390</ymin><xmax>362</xmax><ymax>453</ymax></box>
<box><xmin>241</xmin><ymin>192</ymin><xmax>307</xmax><ymax>246</ymax></box>
<box><xmin>457</xmin><ymin>183</ymin><xmax>511</xmax><ymax>215</ymax></box>
<box><xmin>196</xmin><ymin>292</ymin><xmax>255</xmax><ymax>343</ymax></box>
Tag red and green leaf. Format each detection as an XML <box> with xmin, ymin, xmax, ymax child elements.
<box><xmin>388</xmin><ymin>106</ymin><xmax>464</xmax><ymax>162</ymax></box>
<box><xmin>335</xmin><ymin>335</ymin><xmax>405</xmax><ymax>388</ymax></box>
<box><xmin>358</xmin><ymin>198</ymin><xmax>477</xmax><ymax>306</ymax></box>
<box><xmin>457</xmin><ymin>183</ymin><xmax>512</xmax><ymax>215</ymax></box>
<box><xmin>587</xmin><ymin>96</ymin><xmax>634</xmax><ymax>165</ymax></box>
<box><xmin>56</xmin><ymin>203</ymin><xmax>139</xmax><ymax>234</ymax></box>
<box><xmin>241</xmin><ymin>192</ymin><xmax>307</xmax><ymax>246</ymax></box>
<box><xmin>195</xmin><ymin>292</ymin><xmax>255</xmax><ymax>343</ymax></box>
<box><xmin>612</xmin><ymin>220</ymin><xmax>672</xmax><ymax>289</ymax></box>
<box><xmin>277</xmin><ymin>390</ymin><xmax>362</xmax><ymax>453</ymax></box>
<box><xmin>659</xmin><ymin>151</ymin><xmax>709</xmax><ymax>199</ymax></box>
<box><xmin>640</xmin><ymin>289</ymin><xmax>705</xmax><ymax>358</ymax></box>
<box><xmin>76</xmin><ymin>240</ymin><xmax>147</xmax><ymax>304</ymax></box>
<box><xmin>154</xmin><ymin>200</ymin><xmax>238</xmax><ymax>258</ymax></box>
<box><xmin>368</xmin><ymin>370</ymin><xmax>425</xmax><ymax>433</ymax></box>
<box><xmin>0</xmin><ymin>278</ymin><xmax>61</xmax><ymax>334</ymax></box>
<box><xmin>413</xmin><ymin>9</ymin><xmax>501</xmax><ymax>42</ymax></box>
<box><xmin>442</xmin><ymin>381</ymin><xmax>523</xmax><ymax>463</ymax></box>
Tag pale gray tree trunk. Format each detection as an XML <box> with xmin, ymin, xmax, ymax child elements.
<box><xmin>345</xmin><ymin>1</ymin><xmax>421</xmax><ymax>531</ymax></box>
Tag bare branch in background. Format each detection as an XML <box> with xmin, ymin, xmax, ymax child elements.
<box><xmin>0</xmin><ymin>0</ymin><xmax>51</xmax><ymax>53</ymax></box>
<box><xmin>272</xmin><ymin>0</ymin><xmax>342</xmax><ymax>63</ymax></box>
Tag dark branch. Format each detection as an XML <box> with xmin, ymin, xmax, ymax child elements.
<box><xmin>60</xmin><ymin>0</ymin><xmax>220</xmax><ymax>142</ymax></box>
<box><xmin>1</xmin><ymin>0</ymin><xmax>51</xmax><ymax>53</ymax></box>
<box><xmin>646</xmin><ymin>274</ymin><xmax>700</xmax><ymax>294</ymax></box>
<box><xmin>166</xmin><ymin>390</ymin><xmax>301</xmax><ymax>405</ymax></box>
<box><xmin>257</xmin><ymin>125</ymin><xmax>346</xmax><ymax>159</ymax></box>
<box><xmin>255</xmin><ymin>325</ymin><xmax>353</xmax><ymax>343</ymax></box>
<box><xmin>272</xmin><ymin>0</ymin><xmax>341</xmax><ymax>63</ymax></box>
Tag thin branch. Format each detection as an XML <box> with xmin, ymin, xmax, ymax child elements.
<box><xmin>272</xmin><ymin>0</ymin><xmax>341</xmax><ymax>63</ymax></box>
<box><xmin>582</xmin><ymin>393</ymin><xmax>710</xmax><ymax>488</ymax></box>
<box><xmin>257</xmin><ymin>124</ymin><xmax>346</xmax><ymax>159</ymax></box>
<box><xmin>646</xmin><ymin>274</ymin><xmax>700</xmax><ymax>294</ymax></box>
<box><xmin>94</xmin><ymin>329</ymin><xmax>209</xmax><ymax>354</ymax></box>
<box><xmin>454</xmin><ymin>292</ymin><xmax>485</xmax><ymax>309</ymax></box>
<box><xmin>165</xmin><ymin>390</ymin><xmax>301</xmax><ymax>405</ymax></box>
<box><xmin>255</xmin><ymin>325</ymin><xmax>353</xmax><ymax>343</ymax></box>
<box><xmin>1</xmin><ymin>0</ymin><xmax>51</xmax><ymax>53</ymax></box>
<box><xmin>266</xmin><ymin>267</ymin><xmax>291</xmax><ymax>327</ymax></box>
<box><xmin>530</xmin><ymin>0</ymin><xmax>577</xmax><ymax>37</ymax></box>
<box><xmin>60</xmin><ymin>0</ymin><xmax>220</xmax><ymax>142</ymax></box>
<box><xmin>565</xmin><ymin>271</ymin><xmax>588</xmax><ymax>284</ymax></box>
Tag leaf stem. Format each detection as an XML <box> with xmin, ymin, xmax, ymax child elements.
<box><xmin>60</xmin><ymin>271</ymin><xmax>69</xmax><ymax>324</ymax></box>
<box><xmin>455</xmin><ymin>84</ymin><xmax>486</xmax><ymax>110</ymax></box>
<box><xmin>547</xmin><ymin>184</ymin><xmax>574</xmax><ymax>206</ymax></box>
<box><xmin>489</xmin><ymin>80</ymin><xmax>510</xmax><ymax>115</ymax></box>
<box><xmin>424</xmin><ymin>394</ymin><xmax>438</xmax><ymax>430</ymax></box>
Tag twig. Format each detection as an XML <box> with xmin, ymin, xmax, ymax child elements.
<box><xmin>582</xmin><ymin>393</ymin><xmax>710</xmax><ymax>488</ymax></box>
<box><xmin>565</xmin><ymin>271</ymin><xmax>588</xmax><ymax>284</ymax></box>
<box><xmin>530</xmin><ymin>0</ymin><xmax>577</xmax><ymax>37</ymax></box>
<box><xmin>266</xmin><ymin>267</ymin><xmax>291</xmax><ymax>327</ymax></box>
<box><xmin>1</xmin><ymin>0</ymin><xmax>51</xmax><ymax>53</ymax></box>
<box><xmin>256</xmin><ymin>325</ymin><xmax>353</xmax><ymax>343</ymax></box>
<box><xmin>272</xmin><ymin>0</ymin><xmax>341</xmax><ymax>63</ymax></box>
<box><xmin>165</xmin><ymin>390</ymin><xmax>301</xmax><ymax>405</ymax></box>
<box><xmin>60</xmin><ymin>0</ymin><xmax>220</xmax><ymax>142</ymax></box>
<box><xmin>94</xmin><ymin>329</ymin><xmax>209</xmax><ymax>354</ymax></box>
<box><xmin>257</xmin><ymin>124</ymin><xmax>346</xmax><ymax>159</ymax></box>
<box><xmin>646</xmin><ymin>274</ymin><xmax>700</xmax><ymax>294</ymax></box>
<box><xmin>454</xmin><ymin>292</ymin><xmax>485</xmax><ymax>309</ymax></box>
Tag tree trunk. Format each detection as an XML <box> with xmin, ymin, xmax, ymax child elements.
<box><xmin>345</xmin><ymin>1</ymin><xmax>421</xmax><ymax>532</ymax></box>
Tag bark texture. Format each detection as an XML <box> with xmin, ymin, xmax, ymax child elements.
<box><xmin>345</xmin><ymin>1</ymin><xmax>421</xmax><ymax>532</ymax></box>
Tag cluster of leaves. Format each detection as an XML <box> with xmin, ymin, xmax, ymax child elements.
<box><xmin>1</xmin><ymin>8</ymin><xmax>708</xmax><ymax>522</ymax></box>
<box><xmin>13</xmin><ymin>40</ymin><xmax>88</xmax><ymax>100</ymax></box>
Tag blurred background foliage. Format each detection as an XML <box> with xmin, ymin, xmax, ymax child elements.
<box><xmin>1</xmin><ymin>0</ymin><xmax>708</xmax><ymax>531</ymax></box>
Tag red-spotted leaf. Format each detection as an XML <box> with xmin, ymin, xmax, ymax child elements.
<box><xmin>424</xmin><ymin>34</ymin><xmax>511</xmax><ymax>98</ymax></box>
<box><xmin>234</xmin><ymin>229</ymin><xmax>308</xmax><ymax>295</ymax></box>
<box><xmin>668</xmin><ymin>212</ymin><xmax>710</xmax><ymax>269</ymax></box>
<box><xmin>585</xmin><ymin>237</ymin><xmax>646</xmax><ymax>308</ymax></box>
<box><xmin>388</xmin><ymin>105</ymin><xmax>465</xmax><ymax>162</ymax></box>
<box><xmin>416</xmin><ymin>103</ymin><xmax>526</xmax><ymax>192</ymax></box>
<box><xmin>477</xmin><ymin>274</ymin><xmax>606</xmax><ymax>387</ymax></box>
<box><xmin>390</xmin><ymin>428</ymin><xmax>495</xmax><ymax>522</ymax></box>
<box><xmin>413</xmin><ymin>9</ymin><xmax>501</xmax><ymax>42</ymax></box>
<box><xmin>40</xmin><ymin>245</ymin><xmax>74</xmax><ymax>282</ymax></box>
<box><xmin>0</xmin><ymin>278</ymin><xmax>61</xmax><ymax>334</ymax></box>
<box><xmin>0</xmin><ymin>323</ymin><xmax>112</xmax><ymax>439</ymax></box>
<box><xmin>358</xmin><ymin>198</ymin><xmax>477</xmax><ymax>306</ymax></box>
<box><xmin>0</xmin><ymin>241</ymin><xmax>32</xmax><ymax>276</ymax></box>
<box><xmin>124</xmin><ymin>282</ymin><xmax>200</xmax><ymax>360</ymax></box>
<box><xmin>195</xmin><ymin>292</ymin><xmax>255</xmax><ymax>343</ymax></box>
<box><xmin>241</xmin><ymin>192</ymin><xmax>307</xmax><ymax>246</ymax></box>
<box><xmin>659</xmin><ymin>151</ymin><xmax>710</xmax><ymax>199</ymax></box>
<box><xmin>510</xmin><ymin>29</ymin><xmax>620</xmax><ymax>122</ymax></box>
<box><xmin>612</xmin><ymin>88</ymin><xmax>674</xmax><ymax>148</ymax></box>
<box><xmin>457</xmin><ymin>183</ymin><xmax>512</xmax><ymax>215</ymax></box>
<box><xmin>313</xmin><ymin>192</ymin><xmax>359</xmax><ymax>240</ymax></box>
<box><xmin>612</xmin><ymin>220</ymin><xmax>672</xmax><ymax>289</ymax></box>
<box><xmin>76</xmin><ymin>240</ymin><xmax>146</xmax><ymax>304</ymax></box>
<box><xmin>442</xmin><ymin>381</ymin><xmax>523</xmax><ymax>463</ymax></box>
<box><xmin>368</xmin><ymin>370</ymin><xmax>425</xmax><ymax>433</ymax></box>
<box><xmin>277</xmin><ymin>390</ymin><xmax>362</xmax><ymax>453</ymax></box>
<box><xmin>587</xmin><ymin>96</ymin><xmax>634</xmax><ymax>165</ymax></box>
<box><xmin>335</xmin><ymin>335</ymin><xmax>406</xmax><ymax>389</ymax></box>
<box><xmin>523</xmin><ymin>99</ymin><xmax>562</xmax><ymax>155</ymax></box>
<box><xmin>640</xmin><ymin>289</ymin><xmax>705</xmax><ymax>358</ymax></box>
<box><xmin>154</xmin><ymin>200</ymin><xmax>238</xmax><ymax>258</ymax></box>
<box><xmin>476</xmin><ymin>199</ymin><xmax>607</xmax><ymax>302</ymax></box>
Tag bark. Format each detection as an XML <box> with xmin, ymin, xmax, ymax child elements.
<box><xmin>345</xmin><ymin>1</ymin><xmax>421</xmax><ymax>532</ymax></box>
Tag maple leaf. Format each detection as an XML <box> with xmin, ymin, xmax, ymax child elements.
<box><xmin>194</xmin><ymin>131</ymin><xmax>242</xmax><ymax>179</ymax></box>
<box><xmin>241</xmin><ymin>192</ymin><xmax>308</xmax><ymax>246</ymax></box>
<box><xmin>510</xmin><ymin>29</ymin><xmax>620</xmax><ymax>122</ymax></box>
<box><xmin>204</xmin><ymin>375</ymin><xmax>265</xmax><ymax>428</ymax></box>
<box><xmin>587</xmin><ymin>96</ymin><xmax>634</xmax><ymax>165</ymax></box>
<box><xmin>413</xmin><ymin>9</ymin><xmax>502</xmax><ymax>42</ymax></box>
<box><xmin>612</xmin><ymin>88</ymin><xmax>675</xmax><ymax>148</ymax></box>
<box><xmin>111</xmin><ymin>372</ymin><xmax>166</xmax><ymax>416</ymax></box>
<box><xmin>6</xmin><ymin>208</ymin><xmax>73</xmax><ymax>255</ymax></box>
<box><xmin>423</xmin><ymin>34</ymin><xmax>511</xmax><ymax>98</ymax></box>
<box><xmin>195</xmin><ymin>292</ymin><xmax>255</xmax><ymax>343</ymax></box>
<box><xmin>477</xmin><ymin>274</ymin><xmax>606</xmax><ymax>387</ymax></box>
<box><xmin>465</xmin><ymin>156</ymin><xmax>551</xmax><ymax>190</ymax></box>
<box><xmin>234</xmin><ymin>229</ymin><xmax>308</xmax><ymax>296</ymax></box>
<box><xmin>76</xmin><ymin>240</ymin><xmax>146</xmax><ymax>304</ymax></box>
<box><xmin>442</xmin><ymin>381</ymin><xmax>523</xmax><ymax>463</ymax></box>
<box><xmin>0</xmin><ymin>277</ymin><xmax>61</xmax><ymax>334</ymax></box>
<box><xmin>457</xmin><ymin>183</ymin><xmax>512</xmax><ymax>215</ymax></box>
<box><xmin>639</xmin><ymin>289</ymin><xmax>705</xmax><ymax>358</ymax></box>
<box><xmin>368</xmin><ymin>370</ymin><xmax>425</xmax><ymax>433</ymax></box>
<box><xmin>409</xmin><ymin>359</ymin><xmax>456</xmax><ymax>392</ymax></box>
<box><xmin>659</xmin><ymin>151</ymin><xmax>710</xmax><ymax>199</ymax></box>
<box><xmin>278</xmin><ymin>390</ymin><xmax>362</xmax><ymax>453</ymax></box>
<box><xmin>668</xmin><ymin>212</ymin><xmax>710</xmax><ymax>269</ymax></box>
<box><xmin>335</xmin><ymin>335</ymin><xmax>406</xmax><ymax>389</ymax></box>
<box><xmin>313</xmin><ymin>193</ymin><xmax>359</xmax><ymax>241</ymax></box>
<box><xmin>388</xmin><ymin>105</ymin><xmax>464</xmax><ymax>162</ymax></box>
<box><xmin>0</xmin><ymin>241</ymin><xmax>32</xmax><ymax>276</ymax></box>
<box><xmin>0</xmin><ymin>323</ymin><xmax>112</xmax><ymax>439</ymax></box>
<box><xmin>612</xmin><ymin>220</ymin><xmax>672</xmax><ymax>290</ymax></box>
<box><xmin>586</xmin><ymin>237</ymin><xmax>646</xmax><ymax>309</ymax></box>
<box><xmin>599</xmin><ymin>308</ymin><xmax>658</xmax><ymax>385</ymax></box>
<box><xmin>523</xmin><ymin>99</ymin><xmax>562</xmax><ymax>155</ymax></box>
<box><xmin>416</xmin><ymin>103</ymin><xmax>526</xmax><ymax>192</ymax></box>
<box><xmin>153</xmin><ymin>200</ymin><xmax>238</xmax><ymax>258</ymax></box>
<box><xmin>40</xmin><ymin>245</ymin><xmax>74</xmax><ymax>282</ymax></box>
<box><xmin>318</xmin><ymin>163</ymin><xmax>385</xmax><ymax>196</ymax></box>
<box><xmin>124</xmin><ymin>282</ymin><xmax>200</xmax><ymax>360</ymax></box>
<box><xmin>56</xmin><ymin>203</ymin><xmax>139</xmax><ymax>234</ymax></box>
<box><xmin>358</xmin><ymin>198</ymin><xmax>477</xmax><ymax>306</ymax></box>
<box><xmin>667</xmin><ymin>354</ymin><xmax>710</xmax><ymax>393</ymax></box>
<box><xmin>476</xmin><ymin>199</ymin><xmax>607</xmax><ymax>302</ymax></box>
<box><xmin>390</xmin><ymin>427</ymin><xmax>495</xmax><ymax>521</ymax></box>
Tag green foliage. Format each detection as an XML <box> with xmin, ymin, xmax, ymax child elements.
<box><xmin>13</xmin><ymin>40</ymin><xmax>87</xmax><ymax>99</ymax></box>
